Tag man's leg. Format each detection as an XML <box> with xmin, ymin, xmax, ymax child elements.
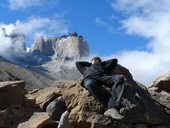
<box><xmin>96</xmin><ymin>75</ymin><xmax>125</xmax><ymax>109</ymax></box>
<box><xmin>83</xmin><ymin>78</ymin><xmax>110</xmax><ymax>109</ymax></box>
<box><xmin>108</xmin><ymin>75</ymin><xmax>124</xmax><ymax>109</ymax></box>
<box><xmin>96</xmin><ymin>75</ymin><xmax>125</xmax><ymax>119</ymax></box>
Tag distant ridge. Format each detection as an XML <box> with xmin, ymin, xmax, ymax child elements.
<box><xmin>0</xmin><ymin>58</ymin><xmax>54</xmax><ymax>90</ymax></box>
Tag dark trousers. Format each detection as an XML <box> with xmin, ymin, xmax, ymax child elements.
<box><xmin>83</xmin><ymin>75</ymin><xmax>124</xmax><ymax>109</ymax></box>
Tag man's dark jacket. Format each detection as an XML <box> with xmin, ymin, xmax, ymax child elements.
<box><xmin>75</xmin><ymin>59</ymin><xmax>118</xmax><ymax>80</ymax></box>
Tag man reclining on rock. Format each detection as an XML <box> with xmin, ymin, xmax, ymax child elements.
<box><xmin>75</xmin><ymin>57</ymin><xmax>125</xmax><ymax>119</ymax></box>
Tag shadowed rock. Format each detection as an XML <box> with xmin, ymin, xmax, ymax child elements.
<box><xmin>0</xmin><ymin>81</ymin><xmax>26</xmax><ymax>110</ymax></box>
<box><xmin>0</xmin><ymin>81</ymin><xmax>27</xmax><ymax>128</ymax></box>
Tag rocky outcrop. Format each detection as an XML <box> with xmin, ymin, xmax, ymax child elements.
<box><xmin>29</xmin><ymin>33</ymin><xmax>89</xmax><ymax>65</ymax></box>
<box><xmin>149</xmin><ymin>87</ymin><xmax>170</xmax><ymax>115</ymax></box>
<box><xmin>150</xmin><ymin>71</ymin><xmax>170</xmax><ymax>93</ymax></box>
<box><xmin>0</xmin><ymin>81</ymin><xmax>26</xmax><ymax>128</ymax></box>
<box><xmin>27</xmin><ymin>33</ymin><xmax>89</xmax><ymax>82</ymax></box>
<box><xmin>1</xmin><ymin>65</ymin><xmax>170</xmax><ymax>128</ymax></box>
<box><xmin>30</xmin><ymin>36</ymin><xmax>56</xmax><ymax>56</ymax></box>
<box><xmin>51</xmin><ymin>65</ymin><xmax>169</xmax><ymax>128</ymax></box>
<box><xmin>0</xmin><ymin>81</ymin><xmax>58</xmax><ymax>128</ymax></box>
<box><xmin>0</xmin><ymin>81</ymin><xmax>26</xmax><ymax>110</ymax></box>
<box><xmin>149</xmin><ymin>71</ymin><xmax>170</xmax><ymax>116</ymax></box>
<box><xmin>60</xmin><ymin>75</ymin><xmax>165</xmax><ymax>127</ymax></box>
<box><xmin>53</xmin><ymin>35</ymin><xmax>89</xmax><ymax>60</ymax></box>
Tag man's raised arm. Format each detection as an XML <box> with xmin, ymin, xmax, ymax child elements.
<box><xmin>75</xmin><ymin>61</ymin><xmax>91</xmax><ymax>75</ymax></box>
<box><xmin>102</xmin><ymin>59</ymin><xmax>118</xmax><ymax>71</ymax></box>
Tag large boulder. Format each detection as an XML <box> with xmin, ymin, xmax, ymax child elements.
<box><xmin>57</xmin><ymin>111</ymin><xmax>73</xmax><ymax>128</ymax></box>
<box><xmin>0</xmin><ymin>81</ymin><xmax>26</xmax><ymax>110</ymax></box>
<box><xmin>150</xmin><ymin>71</ymin><xmax>170</xmax><ymax>93</ymax></box>
<box><xmin>46</xmin><ymin>96</ymin><xmax>67</xmax><ymax>121</ymax></box>
<box><xmin>59</xmin><ymin>65</ymin><xmax>169</xmax><ymax>128</ymax></box>
<box><xmin>61</xmin><ymin>82</ymin><xmax>162</xmax><ymax>128</ymax></box>
<box><xmin>0</xmin><ymin>81</ymin><xmax>27</xmax><ymax>128</ymax></box>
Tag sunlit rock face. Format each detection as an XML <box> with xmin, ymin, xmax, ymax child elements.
<box><xmin>29</xmin><ymin>34</ymin><xmax>89</xmax><ymax>64</ymax></box>
<box><xmin>28</xmin><ymin>33</ymin><xmax>89</xmax><ymax>81</ymax></box>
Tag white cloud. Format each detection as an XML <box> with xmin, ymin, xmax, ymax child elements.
<box><xmin>15</xmin><ymin>17</ymin><xmax>69</xmax><ymax>37</ymax></box>
<box><xmin>9</xmin><ymin>0</ymin><xmax>40</xmax><ymax>10</ymax></box>
<box><xmin>9</xmin><ymin>0</ymin><xmax>60</xmax><ymax>10</ymax></box>
<box><xmin>110</xmin><ymin>0</ymin><xmax>170</xmax><ymax>86</ymax></box>
<box><xmin>0</xmin><ymin>27</ymin><xmax>26</xmax><ymax>62</ymax></box>
<box><xmin>95</xmin><ymin>17</ymin><xmax>114</xmax><ymax>33</ymax></box>
<box><xmin>0</xmin><ymin>16</ymin><xmax>68</xmax><ymax>62</ymax></box>
<box><xmin>112</xmin><ymin>0</ymin><xmax>170</xmax><ymax>14</ymax></box>
<box><xmin>1</xmin><ymin>16</ymin><xmax>69</xmax><ymax>41</ymax></box>
<box><xmin>109</xmin><ymin>15</ymin><xmax>118</xmax><ymax>21</ymax></box>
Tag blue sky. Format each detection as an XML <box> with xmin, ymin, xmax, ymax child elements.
<box><xmin>1</xmin><ymin>0</ymin><xmax>170</xmax><ymax>86</ymax></box>
<box><xmin>0</xmin><ymin>0</ymin><xmax>147</xmax><ymax>55</ymax></box>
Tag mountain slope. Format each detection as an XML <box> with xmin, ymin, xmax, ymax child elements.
<box><xmin>0</xmin><ymin>59</ymin><xmax>54</xmax><ymax>90</ymax></box>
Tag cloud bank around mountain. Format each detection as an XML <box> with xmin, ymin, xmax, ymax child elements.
<box><xmin>0</xmin><ymin>16</ymin><xmax>68</xmax><ymax>62</ymax></box>
<box><xmin>109</xmin><ymin>0</ymin><xmax>170</xmax><ymax>86</ymax></box>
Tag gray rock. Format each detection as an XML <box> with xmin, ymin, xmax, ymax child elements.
<box><xmin>57</xmin><ymin>111</ymin><xmax>73</xmax><ymax>128</ymax></box>
<box><xmin>104</xmin><ymin>108</ymin><xmax>124</xmax><ymax>120</ymax></box>
<box><xmin>46</xmin><ymin>96</ymin><xmax>67</xmax><ymax>121</ymax></box>
<box><xmin>149</xmin><ymin>87</ymin><xmax>170</xmax><ymax>115</ymax></box>
<box><xmin>150</xmin><ymin>71</ymin><xmax>170</xmax><ymax>93</ymax></box>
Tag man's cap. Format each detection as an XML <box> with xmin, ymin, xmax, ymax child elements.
<box><xmin>92</xmin><ymin>56</ymin><xmax>102</xmax><ymax>63</ymax></box>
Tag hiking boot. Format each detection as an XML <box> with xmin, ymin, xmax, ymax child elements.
<box><xmin>104</xmin><ymin>108</ymin><xmax>124</xmax><ymax>120</ymax></box>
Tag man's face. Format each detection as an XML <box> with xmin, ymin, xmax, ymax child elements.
<box><xmin>92</xmin><ymin>59</ymin><xmax>100</xmax><ymax>64</ymax></box>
